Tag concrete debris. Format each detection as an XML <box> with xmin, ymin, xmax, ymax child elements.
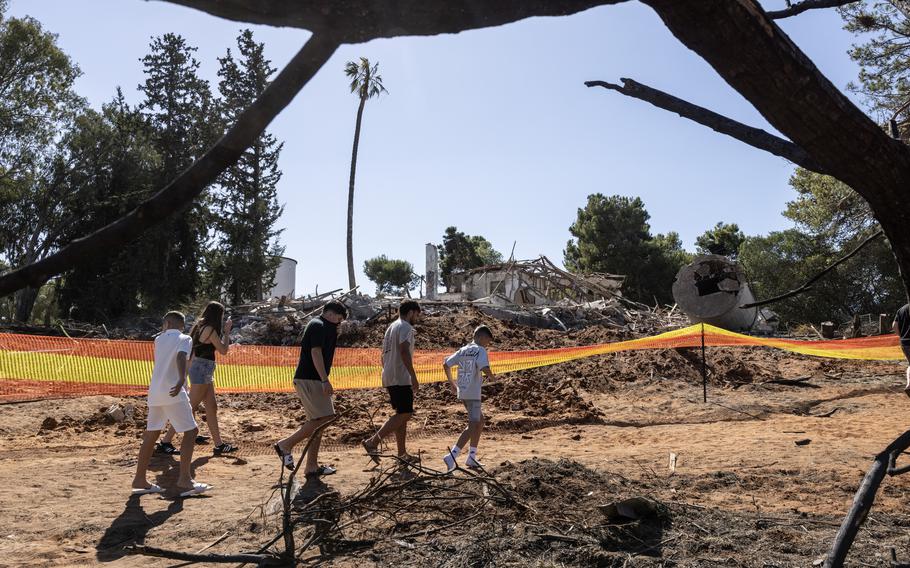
<box><xmin>105</xmin><ymin>404</ymin><xmax>125</xmax><ymax>423</ymax></box>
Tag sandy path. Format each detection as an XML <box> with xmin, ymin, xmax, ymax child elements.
<box><xmin>2</xmin><ymin>373</ymin><xmax>910</xmax><ymax>566</ymax></box>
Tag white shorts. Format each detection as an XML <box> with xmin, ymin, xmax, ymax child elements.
<box><xmin>147</xmin><ymin>402</ymin><xmax>197</xmax><ymax>433</ymax></box>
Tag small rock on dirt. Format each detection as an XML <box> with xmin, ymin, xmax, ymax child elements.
<box><xmin>40</xmin><ymin>416</ymin><xmax>58</xmax><ymax>431</ymax></box>
<box><xmin>105</xmin><ymin>404</ymin><xmax>126</xmax><ymax>422</ymax></box>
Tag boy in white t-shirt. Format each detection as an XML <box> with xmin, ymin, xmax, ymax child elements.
<box><xmin>131</xmin><ymin>311</ymin><xmax>211</xmax><ymax>497</ymax></box>
<box><xmin>442</xmin><ymin>326</ymin><xmax>494</xmax><ymax>471</ymax></box>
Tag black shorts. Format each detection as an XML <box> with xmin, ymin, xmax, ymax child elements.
<box><xmin>903</xmin><ymin>345</ymin><xmax>910</xmax><ymax>363</ymax></box>
<box><xmin>387</xmin><ymin>385</ymin><xmax>414</xmax><ymax>414</ymax></box>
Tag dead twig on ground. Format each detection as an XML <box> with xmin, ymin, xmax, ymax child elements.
<box><xmin>125</xmin><ymin>544</ymin><xmax>283</xmax><ymax>565</ymax></box>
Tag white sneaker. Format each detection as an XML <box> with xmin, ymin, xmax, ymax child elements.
<box><xmin>443</xmin><ymin>453</ymin><xmax>456</xmax><ymax>472</ymax></box>
<box><xmin>465</xmin><ymin>456</ymin><xmax>483</xmax><ymax>469</ymax></box>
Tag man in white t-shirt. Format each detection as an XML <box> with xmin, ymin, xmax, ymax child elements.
<box><xmin>362</xmin><ymin>300</ymin><xmax>422</xmax><ymax>467</ymax></box>
<box><xmin>442</xmin><ymin>325</ymin><xmax>494</xmax><ymax>471</ymax></box>
<box><xmin>131</xmin><ymin>311</ymin><xmax>211</xmax><ymax>497</ymax></box>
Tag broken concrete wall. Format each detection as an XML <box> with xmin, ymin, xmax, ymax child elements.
<box><xmin>461</xmin><ymin>270</ymin><xmax>546</xmax><ymax>305</ymax></box>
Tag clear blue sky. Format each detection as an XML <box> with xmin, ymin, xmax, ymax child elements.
<box><xmin>9</xmin><ymin>1</ymin><xmax>866</xmax><ymax>296</ymax></box>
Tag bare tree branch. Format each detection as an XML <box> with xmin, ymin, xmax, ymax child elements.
<box><xmin>0</xmin><ymin>34</ymin><xmax>339</xmax><ymax>298</ymax></box>
<box><xmin>767</xmin><ymin>0</ymin><xmax>860</xmax><ymax>19</ymax></box>
<box><xmin>159</xmin><ymin>0</ymin><xmax>630</xmax><ymax>42</ymax></box>
<box><xmin>585</xmin><ymin>78</ymin><xmax>826</xmax><ymax>173</ymax></box>
<box><xmin>740</xmin><ymin>229</ymin><xmax>884</xmax><ymax>309</ymax></box>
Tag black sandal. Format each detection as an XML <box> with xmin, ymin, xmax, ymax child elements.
<box><xmin>155</xmin><ymin>441</ymin><xmax>179</xmax><ymax>455</ymax></box>
<box><xmin>213</xmin><ymin>443</ymin><xmax>238</xmax><ymax>455</ymax></box>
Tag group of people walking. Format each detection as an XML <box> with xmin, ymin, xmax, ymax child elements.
<box><xmin>131</xmin><ymin>299</ymin><xmax>495</xmax><ymax>496</ymax></box>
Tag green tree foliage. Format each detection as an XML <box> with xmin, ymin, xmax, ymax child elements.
<box><xmin>0</xmin><ymin>4</ymin><xmax>84</xmax><ymax>321</ymax></box>
<box><xmin>0</xmin><ymin>7</ymin><xmax>82</xmax><ymax>188</ymax></box>
<box><xmin>56</xmin><ymin>95</ymin><xmax>162</xmax><ymax>321</ymax></box>
<box><xmin>695</xmin><ymin>222</ymin><xmax>746</xmax><ymax>258</ymax></box>
<box><xmin>564</xmin><ymin>194</ymin><xmax>691</xmax><ymax>304</ymax></box>
<box><xmin>58</xmin><ymin>35</ymin><xmax>218</xmax><ymax>321</ymax></box>
<box><xmin>344</xmin><ymin>57</ymin><xmax>387</xmax><ymax>290</ymax></box>
<box><xmin>839</xmin><ymin>2</ymin><xmax>910</xmax><ymax>121</ymax></box>
<box><xmin>207</xmin><ymin>29</ymin><xmax>284</xmax><ymax>304</ymax></box>
<box><xmin>784</xmin><ymin>168</ymin><xmax>877</xmax><ymax>243</ymax></box>
<box><xmin>739</xmin><ymin>168</ymin><xmax>904</xmax><ymax>324</ymax></box>
<box><xmin>136</xmin><ymin>33</ymin><xmax>219</xmax><ymax>311</ymax></box>
<box><xmin>363</xmin><ymin>255</ymin><xmax>418</xmax><ymax>296</ymax></box>
<box><xmin>437</xmin><ymin>226</ymin><xmax>503</xmax><ymax>289</ymax></box>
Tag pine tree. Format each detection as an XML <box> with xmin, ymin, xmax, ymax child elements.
<box><xmin>136</xmin><ymin>33</ymin><xmax>219</xmax><ymax>310</ymax></box>
<box><xmin>209</xmin><ymin>29</ymin><xmax>284</xmax><ymax>304</ymax></box>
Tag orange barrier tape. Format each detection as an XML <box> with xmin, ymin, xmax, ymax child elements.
<box><xmin>0</xmin><ymin>324</ymin><xmax>903</xmax><ymax>402</ymax></box>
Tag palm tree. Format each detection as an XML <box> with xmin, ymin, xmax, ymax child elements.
<box><xmin>344</xmin><ymin>57</ymin><xmax>387</xmax><ymax>290</ymax></box>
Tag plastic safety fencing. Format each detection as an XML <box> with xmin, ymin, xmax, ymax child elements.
<box><xmin>0</xmin><ymin>324</ymin><xmax>904</xmax><ymax>402</ymax></box>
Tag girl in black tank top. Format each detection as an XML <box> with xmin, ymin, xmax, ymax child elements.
<box><xmin>157</xmin><ymin>301</ymin><xmax>238</xmax><ymax>456</ymax></box>
<box><xmin>193</xmin><ymin>334</ymin><xmax>217</xmax><ymax>361</ymax></box>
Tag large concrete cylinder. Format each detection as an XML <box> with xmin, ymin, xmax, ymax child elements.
<box><xmin>671</xmin><ymin>255</ymin><xmax>758</xmax><ymax>331</ymax></box>
<box><xmin>267</xmin><ymin>256</ymin><xmax>297</xmax><ymax>299</ymax></box>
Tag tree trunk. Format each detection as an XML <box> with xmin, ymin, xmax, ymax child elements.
<box><xmin>347</xmin><ymin>94</ymin><xmax>367</xmax><ymax>291</ymax></box>
<box><xmin>14</xmin><ymin>286</ymin><xmax>39</xmax><ymax>323</ymax></box>
<box><xmin>642</xmin><ymin>0</ymin><xmax>910</xmax><ymax>301</ymax></box>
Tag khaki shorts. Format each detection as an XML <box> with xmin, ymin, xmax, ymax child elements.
<box><xmin>293</xmin><ymin>379</ymin><xmax>335</xmax><ymax>420</ymax></box>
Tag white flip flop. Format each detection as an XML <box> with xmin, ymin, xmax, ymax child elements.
<box><xmin>179</xmin><ymin>482</ymin><xmax>212</xmax><ymax>497</ymax></box>
<box><xmin>131</xmin><ymin>484</ymin><xmax>164</xmax><ymax>496</ymax></box>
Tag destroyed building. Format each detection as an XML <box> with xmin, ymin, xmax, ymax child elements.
<box><xmin>440</xmin><ymin>256</ymin><xmax>624</xmax><ymax>306</ymax></box>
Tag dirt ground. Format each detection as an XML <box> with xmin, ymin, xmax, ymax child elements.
<box><xmin>3</xmin><ymin>314</ymin><xmax>910</xmax><ymax>566</ymax></box>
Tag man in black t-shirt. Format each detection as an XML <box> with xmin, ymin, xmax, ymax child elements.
<box><xmin>893</xmin><ymin>303</ymin><xmax>910</xmax><ymax>396</ymax></box>
<box><xmin>274</xmin><ymin>301</ymin><xmax>347</xmax><ymax>477</ymax></box>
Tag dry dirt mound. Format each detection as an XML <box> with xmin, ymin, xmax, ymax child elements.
<box><xmin>36</xmin><ymin>402</ymin><xmax>148</xmax><ymax>437</ymax></box>
<box><xmin>337</xmin><ymin>307</ymin><xmax>627</xmax><ymax>350</ymax></box>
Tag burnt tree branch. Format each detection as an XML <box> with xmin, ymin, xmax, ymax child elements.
<box><xmin>585</xmin><ymin>78</ymin><xmax>826</xmax><ymax>173</ymax></box>
<box><xmin>0</xmin><ymin>34</ymin><xmax>339</xmax><ymax>298</ymax></box>
<box><xmin>825</xmin><ymin>429</ymin><xmax>910</xmax><ymax>567</ymax></box>
<box><xmin>741</xmin><ymin>229</ymin><xmax>884</xmax><ymax>309</ymax></box>
<box><xmin>767</xmin><ymin>0</ymin><xmax>860</xmax><ymax>19</ymax></box>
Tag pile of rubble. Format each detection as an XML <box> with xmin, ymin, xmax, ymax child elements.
<box><xmin>228</xmin><ymin>288</ymin><xmax>386</xmax><ymax>345</ymax></box>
